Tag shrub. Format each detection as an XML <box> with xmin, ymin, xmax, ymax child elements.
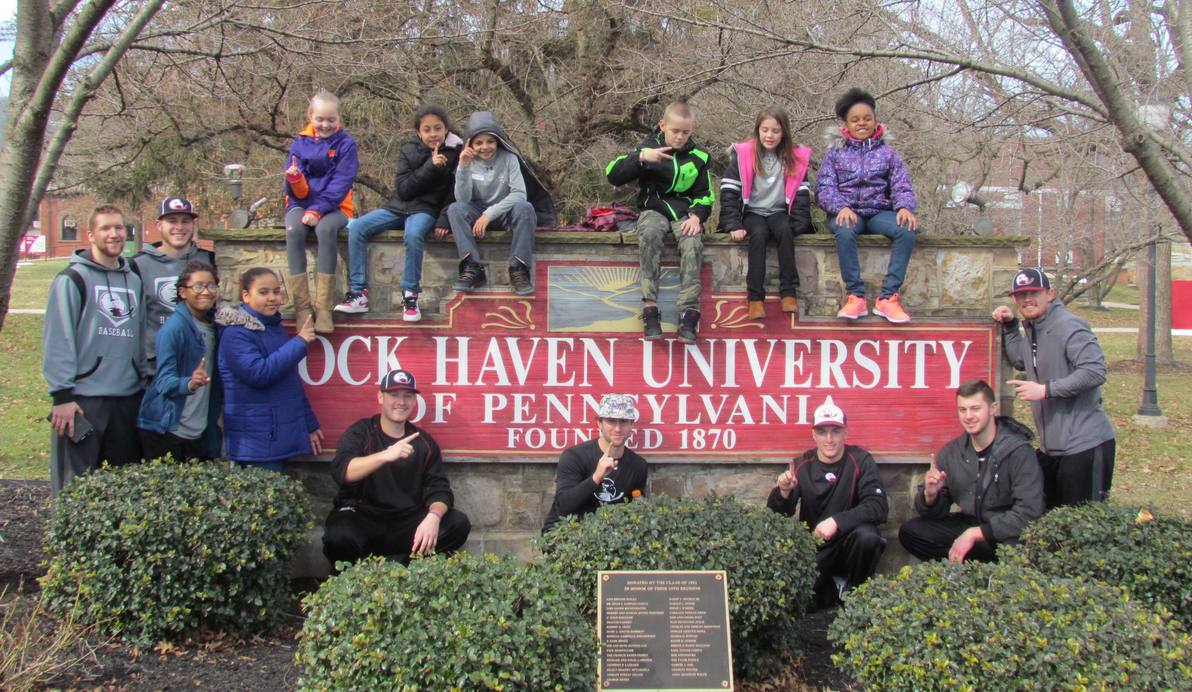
<box><xmin>538</xmin><ymin>493</ymin><xmax>818</xmax><ymax>679</ymax></box>
<box><xmin>41</xmin><ymin>461</ymin><xmax>312</xmax><ymax>646</ymax></box>
<box><xmin>297</xmin><ymin>553</ymin><xmax>597</xmax><ymax>691</ymax></box>
<box><xmin>1019</xmin><ymin>502</ymin><xmax>1192</xmax><ymax>629</ymax></box>
<box><xmin>830</xmin><ymin>561</ymin><xmax>1192</xmax><ymax>691</ymax></box>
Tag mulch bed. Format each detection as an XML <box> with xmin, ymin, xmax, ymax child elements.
<box><xmin>0</xmin><ymin>483</ymin><xmax>857</xmax><ymax>691</ymax></box>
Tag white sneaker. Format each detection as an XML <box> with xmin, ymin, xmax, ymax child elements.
<box><xmin>334</xmin><ymin>289</ymin><xmax>368</xmax><ymax>314</ymax></box>
<box><xmin>402</xmin><ymin>292</ymin><xmax>421</xmax><ymax>322</ymax></box>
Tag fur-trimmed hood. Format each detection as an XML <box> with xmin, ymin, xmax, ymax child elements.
<box><xmin>215</xmin><ymin>304</ymin><xmax>265</xmax><ymax>331</ymax></box>
<box><xmin>823</xmin><ymin>124</ymin><xmax>896</xmax><ymax>150</ymax></box>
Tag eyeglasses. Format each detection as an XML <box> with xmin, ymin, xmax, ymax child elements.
<box><xmin>185</xmin><ymin>284</ymin><xmax>219</xmax><ymax>293</ymax></box>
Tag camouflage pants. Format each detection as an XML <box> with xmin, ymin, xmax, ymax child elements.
<box><xmin>637</xmin><ymin>210</ymin><xmax>703</xmax><ymax>312</ymax></box>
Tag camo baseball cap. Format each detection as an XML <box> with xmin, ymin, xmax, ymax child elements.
<box><xmin>596</xmin><ymin>393</ymin><xmax>639</xmax><ymax>421</ymax></box>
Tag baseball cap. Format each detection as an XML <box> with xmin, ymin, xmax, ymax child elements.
<box><xmin>812</xmin><ymin>403</ymin><xmax>847</xmax><ymax>428</ymax></box>
<box><xmin>596</xmin><ymin>393</ymin><xmax>639</xmax><ymax>421</ymax></box>
<box><xmin>159</xmin><ymin>197</ymin><xmax>198</xmax><ymax>219</ymax></box>
<box><xmin>1009</xmin><ymin>268</ymin><xmax>1051</xmax><ymax>295</ymax></box>
<box><xmin>380</xmin><ymin>369</ymin><xmax>420</xmax><ymax>394</ymax></box>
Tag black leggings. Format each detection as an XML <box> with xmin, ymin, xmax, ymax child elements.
<box><xmin>742</xmin><ymin>211</ymin><xmax>800</xmax><ymax>301</ymax></box>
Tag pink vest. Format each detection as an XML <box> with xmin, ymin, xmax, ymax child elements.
<box><xmin>732</xmin><ymin>141</ymin><xmax>812</xmax><ymax>214</ymax></box>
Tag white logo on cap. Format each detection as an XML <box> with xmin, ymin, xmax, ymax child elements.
<box><xmin>168</xmin><ymin>199</ymin><xmax>187</xmax><ymax>210</ymax></box>
<box><xmin>395</xmin><ymin>372</ymin><xmax>411</xmax><ymax>384</ymax></box>
<box><xmin>1015</xmin><ymin>272</ymin><xmax>1032</xmax><ymax>286</ymax></box>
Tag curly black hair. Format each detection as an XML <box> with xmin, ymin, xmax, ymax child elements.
<box><xmin>834</xmin><ymin>88</ymin><xmax>877</xmax><ymax>121</ymax></box>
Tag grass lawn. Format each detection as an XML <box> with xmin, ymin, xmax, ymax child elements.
<box><xmin>10</xmin><ymin>259</ymin><xmax>68</xmax><ymax>310</ymax></box>
<box><xmin>0</xmin><ymin>314</ymin><xmax>51</xmax><ymax>479</ymax></box>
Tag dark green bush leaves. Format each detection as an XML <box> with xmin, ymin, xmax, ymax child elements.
<box><xmin>41</xmin><ymin>461</ymin><xmax>313</xmax><ymax>646</ymax></box>
<box><xmin>297</xmin><ymin>553</ymin><xmax>597</xmax><ymax>691</ymax></box>
<box><xmin>538</xmin><ymin>493</ymin><xmax>817</xmax><ymax>679</ymax></box>
<box><xmin>830</xmin><ymin>561</ymin><xmax>1192</xmax><ymax>691</ymax></box>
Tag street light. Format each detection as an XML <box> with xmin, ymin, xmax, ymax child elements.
<box><xmin>1134</xmin><ymin>96</ymin><xmax>1169</xmax><ymax>426</ymax></box>
<box><xmin>951</xmin><ymin>181</ymin><xmax>993</xmax><ymax>235</ymax></box>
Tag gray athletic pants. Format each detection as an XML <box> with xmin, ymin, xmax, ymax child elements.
<box><xmin>285</xmin><ymin>207</ymin><xmax>348</xmax><ymax>275</ymax></box>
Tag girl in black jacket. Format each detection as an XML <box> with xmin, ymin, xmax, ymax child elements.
<box><xmin>337</xmin><ymin>104</ymin><xmax>463</xmax><ymax>321</ymax></box>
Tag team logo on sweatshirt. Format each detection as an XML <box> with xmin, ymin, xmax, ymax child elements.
<box><xmin>595</xmin><ymin>477</ymin><xmax>624</xmax><ymax>503</ymax></box>
<box><xmin>94</xmin><ymin>286</ymin><xmax>138</xmax><ymax>327</ymax></box>
<box><xmin>824</xmin><ymin>472</ymin><xmax>838</xmax><ymax>483</ymax></box>
<box><xmin>154</xmin><ymin>277</ymin><xmax>178</xmax><ymax>308</ymax></box>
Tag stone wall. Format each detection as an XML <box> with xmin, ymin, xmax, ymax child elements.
<box><xmin>206</xmin><ymin>228</ymin><xmax>1029</xmax><ymax>578</ymax></box>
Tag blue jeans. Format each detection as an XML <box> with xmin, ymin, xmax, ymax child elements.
<box><xmin>346</xmin><ymin>209</ymin><xmax>437</xmax><ymax>293</ymax></box>
<box><xmin>826</xmin><ymin>210</ymin><xmax>918</xmax><ymax>299</ymax></box>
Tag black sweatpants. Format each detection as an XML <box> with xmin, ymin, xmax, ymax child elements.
<box><xmin>1038</xmin><ymin>438</ymin><xmax>1115</xmax><ymax>509</ymax></box>
<box><xmin>50</xmin><ymin>393</ymin><xmax>143</xmax><ymax>496</ymax></box>
<box><xmin>898</xmin><ymin>514</ymin><xmax>999</xmax><ymax>563</ymax></box>
<box><xmin>812</xmin><ymin>522</ymin><xmax>886</xmax><ymax>611</ymax></box>
<box><xmin>743</xmin><ymin>211</ymin><xmax>800</xmax><ymax>301</ymax></box>
<box><xmin>139</xmin><ymin>429</ymin><xmax>213</xmax><ymax>464</ymax></box>
<box><xmin>323</xmin><ymin>505</ymin><xmax>472</xmax><ymax>569</ymax></box>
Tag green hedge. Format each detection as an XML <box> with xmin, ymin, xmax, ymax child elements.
<box><xmin>41</xmin><ymin>462</ymin><xmax>312</xmax><ymax>646</ymax></box>
<box><xmin>539</xmin><ymin>493</ymin><xmax>817</xmax><ymax>679</ymax></box>
<box><xmin>1020</xmin><ymin>502</ymin><xmax>1192</xmax><ymax>629</ymax></box>
<box><xmin>297</xmin><ymin>553</ymin><xmax>596</xmax><ymax>691</ymax></box>
<box><xmin>830</xmin><ymin>561</ymin><xmax>1192</xmax><ymax>691</ymax></box>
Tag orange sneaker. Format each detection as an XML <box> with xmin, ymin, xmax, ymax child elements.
<box><xmin>837</xmin><ymin>294</ymin><xmax>868</xmax><ymax>320</ymax></box>
<box><xmin>874</xmin><ymin>294</ymin><xmax>911</xmax><ymax>323</ymax></box>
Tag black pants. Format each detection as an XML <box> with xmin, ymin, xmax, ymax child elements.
<box><xmin>1038</xmin><ymin>438</ymin><xmax>1115</xmax><ymax>509</ymax></box>
<box><xmin>812</xmin><ymin>523</ymin><xmax>886</xmax><ymax>611</ymax></box>
<box><xmin>743</xmin><ymin>211</ymin><xmax>800</xmax><ymax>301</ymax></box>
<box><xmin>898</xmin><ymin>514</ymin><xmax>999</xmax><ymax>563</ymax></box>
<box><xmin>323</xmin><ymin>505</ymin><xmax>472</xmax><ymax>569</ymax></box>
<box><xmin>50</xmin><ymin>393</ymin><xmax>143</xmax><ymax>496</ymax></box>
<box><xmin>139</xmin><ymin>429</ymin><xmax>212</xmax><ymax>464</ymax></box>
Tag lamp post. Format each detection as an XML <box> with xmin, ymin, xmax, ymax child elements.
<box><xmin>1134</xmin><ymin>97</ymin><xmax>1169</xmax><ymax>427</ymax></box>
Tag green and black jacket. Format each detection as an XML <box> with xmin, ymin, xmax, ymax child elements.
<box><xmin>606</xmin><ymin>130</ymin><xmax>715</xmax><ymax>223</ymax></box>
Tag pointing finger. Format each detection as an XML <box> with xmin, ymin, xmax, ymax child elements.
<box><xmin>929</xmin><ymin>453</ymin><xmax>937</xmax><ymax>471</ymax></box>
<box><xmin>198</xmin><ymin>357</ymin><xmax>206</xmax><ymax>369</ymax></box>
<box><xmin>291</xmin><ymin>156</ymin><xmax>297</xmax><ymax>168</ymax></box>
<box><xmin>399</xmin><ymin>432</ymin><xmax>421</xmax><ymax>443</ymax></box>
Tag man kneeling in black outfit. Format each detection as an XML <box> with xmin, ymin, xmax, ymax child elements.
<box><xmin>767</xmin><ymin>403</ymin><xmax>888</xmax><ymax>612</ymax></box>
<box><xmin>323</xmin><ymin>369</ymin><xmax>470</xmax><ymax>569</ymax></box>
<box><xmin>899</xmin><ymin>378</ymin><xmax>1043</xmax><ymax>564</ymax></box>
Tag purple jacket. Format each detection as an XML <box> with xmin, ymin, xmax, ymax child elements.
<box><xmin>815</xmin><ymin>126</ymin><xmax>916</xmax><ymax>217</ymax></box>
<box><xmin>284</xmin><ymin>125</ymin><xmax>359</xmax><ymax>219</ymax></box>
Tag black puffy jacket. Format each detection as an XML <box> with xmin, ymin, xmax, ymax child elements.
<box><xmin>382</xmin><ymin>133</ymin><xmax>464</xmax><ymax>227</ymax></box>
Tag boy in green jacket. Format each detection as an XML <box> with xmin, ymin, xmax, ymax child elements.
<box><xmin>606</xmin><ymin>102</ymin><xmax>714</xmax><ymax>343</ymax></box>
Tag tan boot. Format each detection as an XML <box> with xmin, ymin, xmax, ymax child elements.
<box><xmin>747</xmin><ymin>301</ymin><xmax>765</xmax><ymax>319</ymax></box>
<box><xmin>314</xmin><ymin>273</ymin><xmax>336</xmax><ymax>333</ymax></box>
<box><xmin>287</xmin><ymin>271</ymin><xmax>313</xmax><ymax>328</ymax></box>
<box><xmin>781</xmin><ymin>296</ymin><xmax>799</xmax><ymax>313</ymax></box>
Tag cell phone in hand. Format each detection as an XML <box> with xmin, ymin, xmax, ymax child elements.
<box><xmin>46</xmin><ymin>411</ymin><xmax>94</xmax><ymax>443</ymax></box>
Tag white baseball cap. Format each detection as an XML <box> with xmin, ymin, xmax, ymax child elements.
<box><xmin>813</xmin><ymin>403</ymin><xmax>847</xmax><ymax>428</ymax></box>
<box><xmin>596</xmin><ymin>393</ymin><xmax>639</xmax><ymax>421</ymax></box>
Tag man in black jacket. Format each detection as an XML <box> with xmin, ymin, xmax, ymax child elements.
<box><xmin>899</xmin><ymin>379</ymin><xmax>1044</xmax><ymax>563</ymax></box>
<box><xmin>767</xmin><ymin>403</ymin><xmax>888</xmax><ymax>611</ymax></box>
<box><xmin>542</xmin><ymin>394</ymin><xmax>648</xmax><ymax>533</ymax></box>
<box><xmin>322</xmin><ymin>369</ymin><xmax>470</xmax><ymax>569</ymax></box>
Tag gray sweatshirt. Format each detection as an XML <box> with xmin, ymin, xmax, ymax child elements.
<box><xmin>454</xmin><ymin>147</ymin><xmax>527</xmax><ymax>222</ymax></box>
<box><xmin>130</xmin><ymin>242</ymin><xmax>214</xmax><ymax>374</ymax></box>
<box><xmin>43</xmin><ymin>250</ymin><xmax>147</xmax><ymax>404</ymax></box>
<box><xmin>1002</xmin><ymin>299</ymin><xmax>1115</xmax><ymax>455</ymax></box>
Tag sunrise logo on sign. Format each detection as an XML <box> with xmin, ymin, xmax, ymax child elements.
<box><xmin>296</xmin><ymin>261</ymin><xmax>997</xmax><ymax>461</ymax></box>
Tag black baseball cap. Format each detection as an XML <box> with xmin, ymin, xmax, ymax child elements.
<box><xmin>159</xmin><ymin>197</ymin><xmax>198</xmax><ymax>219</ymax></box>
<box><xmin>380</xmin><ymin>369</ymin><xmax>420</xmax><ymax>394</ymax></box>
<box><xmin>1010</xmin><ymin>267</ymin><xmax>1051</xmax><ymax>295</ymax></box>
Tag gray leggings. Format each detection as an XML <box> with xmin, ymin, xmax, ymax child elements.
<box><xmin>285</xmin><ymin>207</ymin><xmax>348</xmax><ymax>275</ymax></box>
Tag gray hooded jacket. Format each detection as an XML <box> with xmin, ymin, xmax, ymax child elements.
<box><xmin>43</xmin><ymin>249</ymin><xmax>146</xmax><ymax>404</ymax></box>
<box><xmin>130</xmin><ymin>241</ymin><xmax>214</xmax><ymax>374</ymax></box>
<box><xmin>915</xmin><ymin>416</ymin><xmax>1043</xmax><ymax>546</ymax></box>
<box><xmin>1002</xmin><ymin>299</ymin><xmax>1115</xmax><ymax>455</ymax></box>
<box><xmin>454</xmin><ymin>111</ymin><xmax>557</xmax><ymax>226</ymax></box>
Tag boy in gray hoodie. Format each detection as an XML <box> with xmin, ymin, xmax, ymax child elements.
<box><xmin>447</xmin><ymin>111</ymin><xmax>556</xmax><ymax>296</ymax></box>
<box><xmin>44</xmin><ymin>204</ymin><xmax>147</xmax><ymax>495</ymax></box>
<box><xmin>130</xmin><ymin>198</ymin><xmax>213</xmax><ymax>376</ymax></box>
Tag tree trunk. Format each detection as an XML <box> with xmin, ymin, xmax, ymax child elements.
<box><xmin>1158</xmin><ymin>240</ymin><xmax>1174</xmax><ymax>364</ymax></box>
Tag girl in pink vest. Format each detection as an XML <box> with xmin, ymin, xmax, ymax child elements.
<box><xmin>718</xmin><ymin>106</ymin><xmax>812</xmax><ymax>318</ymax></box>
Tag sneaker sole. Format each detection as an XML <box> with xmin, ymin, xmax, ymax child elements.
<box><xmin>643</xmin><ymin>333</ymin><xmax>663</xmax><ymax>341</ymax></box>
<box><xmin>837</xmin><ymin>310</ymin><xmax>868</xmax><ymax>319</ymax></box>
<box><xmin>333</xmin><ymin>305</ymin><xmax>368</xmax><ymax>314</ymax></box>
<box><xmin>403</xmin><ymin>313</ymin><xmax>422</xmax><ymax>322</ymax></box>
<box><xmin>875</xmin><ymin>309</ymin><xmax>910</xmax><ymax>323</ymax></box>
<box><xmin>452</xmin><ymin>283</ymin><xmax>487</xmax><ymax>291</ymax></box>
<box><xmin>678</xmin><ymin>335</ymin><xmax>697</xmax><ymax>344</ymax></box>
<box><xmin>513</xmin><ymin>286</ymin><xmax>535</xmax><ymax>295</ymax></box>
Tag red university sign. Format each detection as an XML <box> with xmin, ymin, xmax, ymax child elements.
<box><xmin>296</xmin><ymin>262</ymin><xmax>997</xmax><ymax>461</ymax></box>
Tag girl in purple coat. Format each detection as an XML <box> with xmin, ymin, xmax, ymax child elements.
<box><xmin>816</xmin><ymin>88</ymin><xmax>918</xmax><ymax>323</ymax></box>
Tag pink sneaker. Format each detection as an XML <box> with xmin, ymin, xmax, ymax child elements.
<box><xmin>836</xmin><ymin>295</ymin><xmax>868</xmax><ymax>320</ymax></box>
<box><xmin>402</xmin><ymin>292</ymin><xmax>421</xmax><ymax>322</ymax></box>
<box><xmin>874</xmin><ymin>294</ymin><xmax>911</xmax><ymax>323</ymax></box>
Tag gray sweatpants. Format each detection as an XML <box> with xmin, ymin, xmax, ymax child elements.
<box><xmin>286</xmin><ymin>207</ymin><xmax>348</xmax><ymax>275</ymax></box>
<box><xmin>447</xmin><ymin>200</ymin><xmax>536</xmax><ymax>268</ymax></box>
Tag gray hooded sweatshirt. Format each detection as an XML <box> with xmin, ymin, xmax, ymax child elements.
<box><xmin>453</xmin><ymin>111</ymin><xmax>557</xmax><ymax>226</ymax></box>
<box><xmin>1002</xmin><ymin>299</ymin><xmax>1115</xmax><ymax>455</ymax></box>
<box><xmin>130</xmin><ymin>242</ymin><xmax>214</xmax><ymax>374</ymax></box>
<box><xmin>43</xmin><ymin>250</ymin><xmax>146</xmax><ymax>405</ymax></box>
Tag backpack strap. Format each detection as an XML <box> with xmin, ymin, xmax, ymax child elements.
<box><xmin>57</xmin><ymin>266</ymin><xmax>87</xmax><ymax>324</ymax></box>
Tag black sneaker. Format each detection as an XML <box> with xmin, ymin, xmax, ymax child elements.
<box><xmin>640</xmin><ymin>306</ymin><xmax>662</xmax><ymax>340</ymax></box>
<box><xmin>678</xmin><ymin>309</ymin><xmax>700</xmax><ymax>344</ymax></box>
<box><xmin>453</xmin><ymin>261</ymin><xmax>487</xmax><ymax>291</ymax></box>
<box><xmin>509</xmin><ymin>262</ymin><xmax>534</xmax><ymax>295</ymax></box>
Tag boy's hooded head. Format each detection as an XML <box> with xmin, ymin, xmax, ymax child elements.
<box><xmin>470</xmin><ymin>132</ymin><xmax>500</xmax><ymax>160</ymax></box>
<box><xmin>658</xmin><ymin>101</ymin><xmax>695</xmax><ymax>150</ymax></box>
<box><xmin>835</xmin><ymin>88</ymin><xmax>878</xmax><ymax>141</ymax></box>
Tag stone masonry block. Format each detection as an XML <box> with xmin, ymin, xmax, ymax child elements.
<box><xmin>505</xmin><ymin>491</ymin><xmax>546</xmax><ymax>530</ymax></box>
<box><xmin>452</xmin><ymin>475</ymin><xmax>503</xmax><ymax>528</ymax></box>
<box><xmin>649</xmin><ymin>476</ymin><xmax>686</xmax><ymax>498</ymax></box>
<box><xmin>940</xmin><ymin>251</ymin><xmax>992</xmax><ymax>307</ymax></box>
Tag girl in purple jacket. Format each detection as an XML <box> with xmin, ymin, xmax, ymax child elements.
<box><xmin>816</xmin><ymin>88</ymin><xmax>918</xmax><ymax>323</ymax></box>
<box><xmin>284</xmin><ymin>92</ymin><xmax>359</xmax><ymax>335</ymax></box>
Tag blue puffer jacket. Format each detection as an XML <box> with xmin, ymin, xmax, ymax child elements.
<box><xmin>136</xmin><ymin>301</ymin><xmax>223</xmax><ymax>459</ymax></box>
<box><xmin>215</xmin><ymin>304</ymin><xmax>318</xmax><ymax>462</ymax></box>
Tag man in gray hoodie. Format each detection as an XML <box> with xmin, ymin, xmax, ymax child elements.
<box><xmin>447</xmin><ymin>111</ymin><xmax>556</xmax><ymax>296</ymax></box>
<box><xmin>131</xmin><ymin>198</ymin><xmax>213</xmax><ymax>376</ymax></box>
<box><xmin>993</xmin><ymin>268</ymin><xmax>1116</xmax><ymax>508</ymax></box>
<box><xmin>899</xmin><ymin>378</ymin><xmax>1044</xmax><ymax>563</ymax></box>
<box><xmin>44</xmin><ymin>204</ymin><xmax>147</xmax><ymax>495</ymax></box>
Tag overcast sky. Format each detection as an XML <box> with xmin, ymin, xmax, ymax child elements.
<box><xmin>1</xmin><ymin>0</ymin><xmax>19</xmax><ymax>97</ymax></box>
